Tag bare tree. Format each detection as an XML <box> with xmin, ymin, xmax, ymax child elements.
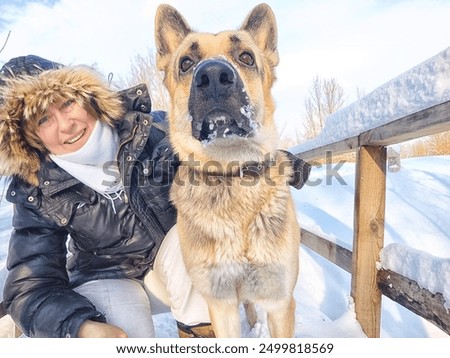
<box><xmin>116</xmin><ymin>48</ymin><xmax>169</xmax><ymax>111</ymax></box>
<box><xmin>302</xmin><ymin>76</ymin><xmax>345</xmax><ymax>140</ymax></box>
<box><xmin>427</xmin><ymin>131</ymin><xmax>450</xmax><ymax>155</ymax></box>
<box><xmin>402</xmin><ymin>131</ymin><xmax>450</xmax><ymax>158</ymax></box>
<box><xmin>0</xmin><ymin>31</ymin><xmax>11</xmax><ymax>55</ymax></box>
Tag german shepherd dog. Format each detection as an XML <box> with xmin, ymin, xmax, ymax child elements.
<box><xmin>155</xmin><ymin>3</ymin><xmax>300</xmax><ymax>337</ymax></box>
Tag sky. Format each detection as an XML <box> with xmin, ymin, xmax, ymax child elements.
<box><xmin>1</xmin><ymin>0</ymin><xmax>450</xmax><ymax>140</ymax></box>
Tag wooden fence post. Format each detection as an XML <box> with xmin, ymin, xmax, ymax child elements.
<box><xmin>351</xmin><ymin>145</ymin><xmax>387</xmax><ymax>338</ymax></box>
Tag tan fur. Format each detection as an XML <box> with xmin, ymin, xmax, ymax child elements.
<box><xmin>155</xmin><ymin>3</ymin><xmax>300</xmax><ymax>337</ymax></box>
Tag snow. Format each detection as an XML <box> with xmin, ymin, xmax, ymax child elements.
<box><xmin>1</xmin><ymin>156</ymin><xmax>449</xmax><ymax>338</ymax></box>
<box><xmin>292</xmin><ymin>47</ymin><xmax>450</xmax><ymax>153</ymax></box>
<box><xmin>380</xmin><ymin>243</ymin><xmax>450</xmax><ymax>309</ymax></box>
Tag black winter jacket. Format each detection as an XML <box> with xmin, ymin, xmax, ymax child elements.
<box><xmin>3</xmin><ymin>84</ymin><xmax>178</xmax><ymax>337</ymax></box>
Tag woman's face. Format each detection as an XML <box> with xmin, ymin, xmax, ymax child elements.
<box><xmin>36</xmin><ymin>99</ymin><xmax>97</xmax><ymax>155</ymax></box>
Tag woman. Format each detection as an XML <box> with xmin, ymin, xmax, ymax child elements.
<box><xmin>0</xmin><ymin>55</ymin><xmax>213</xmax><ymax>338</ymax></box>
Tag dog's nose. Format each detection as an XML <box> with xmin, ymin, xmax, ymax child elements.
<box><xmin>193</xmin><ymin>59</ymin><xmax>236</xmax><ymax>97</ymax></box>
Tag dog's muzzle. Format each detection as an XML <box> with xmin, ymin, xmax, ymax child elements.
<box><xmin>188</xmin><ymin>58</ymin><xmax>257</xmax><ymax>142</ymax></box>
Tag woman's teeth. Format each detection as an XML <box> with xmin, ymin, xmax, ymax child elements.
<box><xmin>65</xmin><ymin>129</ymin><xmax>85</xmax><ymax>144</ymax></box>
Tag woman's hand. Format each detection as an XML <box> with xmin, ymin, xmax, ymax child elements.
<box><xmin>78</xmin><ymin>320</ymin><xmax>128</xmax><ymax>338</ymax></box>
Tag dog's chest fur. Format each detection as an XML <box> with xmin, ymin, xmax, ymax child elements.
<box><xmin>171</xmin><ymin>155</ymin><xmax>295</xmax><ymax>300</ymax></box>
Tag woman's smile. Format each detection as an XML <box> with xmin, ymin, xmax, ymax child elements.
<box><xmin>64</xmin><ymin>128</ymin><xmax>87</xmax><ymax>145</ymax></box>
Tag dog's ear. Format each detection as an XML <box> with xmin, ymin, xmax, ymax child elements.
<box><xmin>240</xmin><ymin>4</ymin><xmax>279</xmax><ymax>67</ymax></box>
<box><xmin>155</xmin><ymin>4</ymin><xmax>192</xmax><ymax>71</ymax></box>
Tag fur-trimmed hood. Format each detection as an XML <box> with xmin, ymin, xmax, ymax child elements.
<box><xmin>0</xmin><ymin>66</ymin><xmax>125</xmax><ymax>186</ymax></box>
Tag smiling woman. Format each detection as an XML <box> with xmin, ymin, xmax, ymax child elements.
<box><xmin>34</xmin><ymin>99</ymin><xmax>97</xmax><ymax>154</ymax></box>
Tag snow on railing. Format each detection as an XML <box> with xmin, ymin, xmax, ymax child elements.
<box><xmin>380</xmin><ymin>244</ymin><xmax>450</xmax><ymax>309</ymax></box>
<box><xmin>292</xmin><ymin>47</ymin><xmax>450</xmax><ymax>154</ymax></box>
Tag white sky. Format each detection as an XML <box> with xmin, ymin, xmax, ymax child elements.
<box><xmin>1</xmin><ymin>0</ymin><xmax>450</xmax><ymax>140</ymax></box>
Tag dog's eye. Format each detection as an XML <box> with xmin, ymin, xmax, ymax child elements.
<box><xmin>180</xmin><ymin>57</ymin><xmax>194</xmax><ymax>72</ymax></box>
<box><xmin>239</xmin><ymin>52</ymin><xmax>255</xmax><ymax>67</ymax></box>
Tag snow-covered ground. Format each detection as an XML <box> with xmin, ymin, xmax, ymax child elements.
<box><xmin>293</xmin><ymin>156</ymin><xmax>450</xmax><ymax>338</ymax></box>
<box><xmin>1</xmin><ymin>155</ymin><xmax>449</xmax><ymax>338</ymax></box>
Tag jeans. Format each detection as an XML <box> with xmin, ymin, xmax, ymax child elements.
<box><xmin>74</xmin><ymin>225</ymin><xmax>211</xmax><ymax>337</ymax></box>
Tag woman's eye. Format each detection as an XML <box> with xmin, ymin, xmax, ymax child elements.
<box><xmin>61</xmin><ymin>99</ymin><xmax>75</xmax><ymax>110</ymax></box>
<box><xmin>239</xmin><ymin>52</ymin><xmax>255</xmax><ymax>67</ymax></box>
<box><xmin>38</xmin><ymin>116</ymin><xmax>49</xmax><ymax>127</ymax></box>
<box><xmin>180</xmin><ymin>57</ymin><xmax>194</xmax><ymax>73</ymax></box>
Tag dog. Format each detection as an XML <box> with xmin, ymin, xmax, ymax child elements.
<box><xmin>155</xmin><ymin>3</ymin><xmax>300</xmax><ymax>338</ymax></box>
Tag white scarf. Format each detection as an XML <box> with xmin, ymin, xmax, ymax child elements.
<box><xmin>50</xmin><ymin>120</ymin><xmax>124</xmax><ymax>202</ymax></box>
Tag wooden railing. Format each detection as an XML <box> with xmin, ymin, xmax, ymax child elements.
<box><xmin>293</xmin><ymin>100</ymin><xmax>450</xmax><ymax>337</ymax></box>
